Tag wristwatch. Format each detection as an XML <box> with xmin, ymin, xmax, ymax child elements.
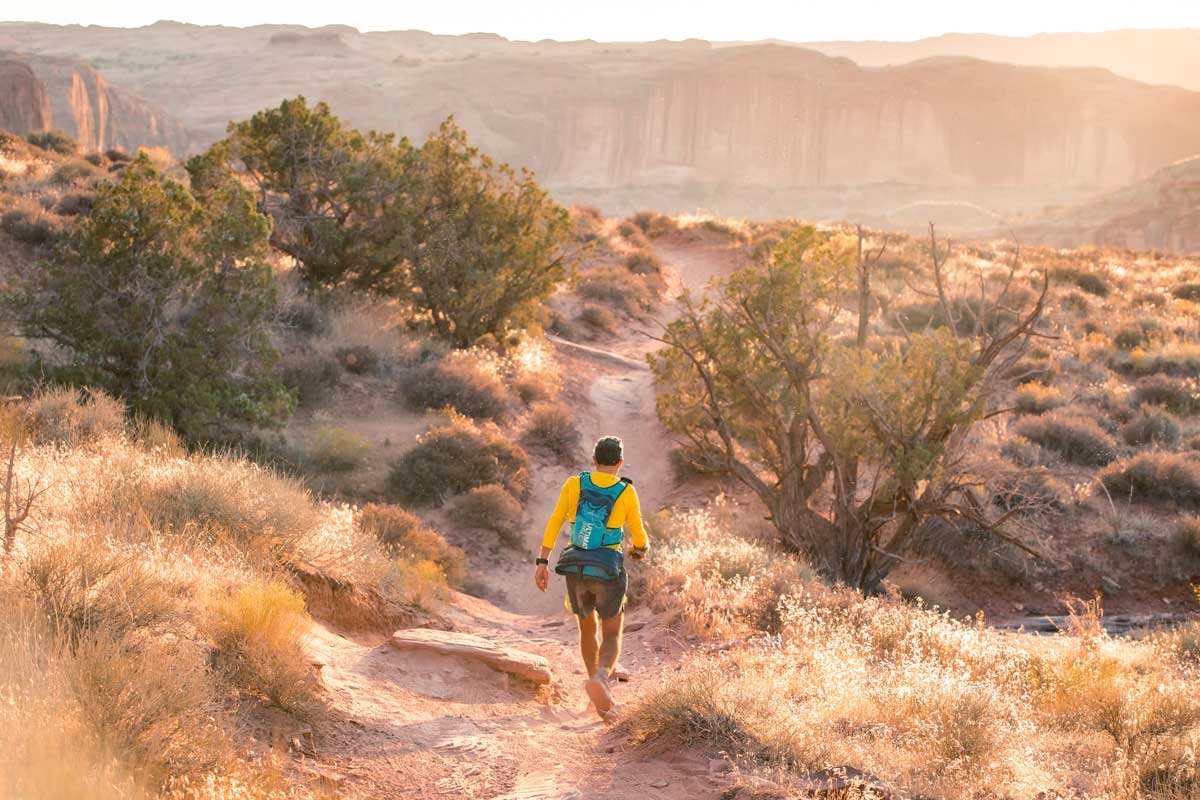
<box><xmin>535</xmin><ymin>557</ymin><xmax>549</xmax><ymax>565</ymax></box>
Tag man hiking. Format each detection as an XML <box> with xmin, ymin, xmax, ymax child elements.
<box><xmin>534</xmin><ymin>435</ymin><xmax>648</xmax><ymax>719</ymax></box>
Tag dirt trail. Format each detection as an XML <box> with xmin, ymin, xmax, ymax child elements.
<box><xmin>302</xmin><ymin>236</ymin><xmax>741</xmax><ymax>798</ymax></box>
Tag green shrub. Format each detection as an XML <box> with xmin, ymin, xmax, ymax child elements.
<box><xmin>54</xmin><ymin>191</ymin><xmax>95</xmax><ymax>216</ymax></box>
<box><xmin>1133</xmin><ymin>375</ymin><xmax>1200</xmax><ymax>415</ymax></box>
<box><xmin>1014</xmin><ymin>382</ymin><xmax>1064</xmax><ymax>415</ymax></box>
<box><xmin>358</xmin><ymin>503</ymin><xmax>465</xmax><ymax>585</ymax></box>
<box><xmin>280</xmin><ymin>352</ymin><xmax>339</xmax><ymax>406</ymax></box>
<box><xmin>1172</xmin><ymin>284</ymin><xmax>1200</xmax><ymax>302</ymax></box>
<box><xmin>522</xmin><ymin>401</ymin><xmax>581</xmax><ymax>463</ymax></box>
<box><xmin>308</xmin><ymin>425</ymin><xmax>369</xmax><ymax>471</ymax></box>
<box><xmin>1100</xmin><ymin>453</ymin><xmax>1200</xmax><ymax>507</ymax></box>
<box><xmin>51</xmin><ymin>158</ymin><xmax>97</xmax><ymax>186</ymax></box>
<box><xmin>26</xmin><ymin>129</ymin><xmax>77</xmax><ymax>155</ymax></box>
<box><xmin>387</xmin><ymin>417</ymin><xmax>528</xmax><ymax>506</ymax></box>
<box><xmin>579</xmin><ymin>304</ymin><xmax>618</xmax><ymax>332</ymax></box>
<box><xmin>401</xmin><ymin>358</ymin><xmax>510</xmax><ymax>420</ymax></box>
<box><xmin>449</xmin><ymin>484</ymin><xmax>523</xmax><ymax>544</ymax></box>
<box><xmin>1052</xmin><ymin>267</ymin><xmax>1109</xmax><ymax>297</ymax></box>
<box><xmin>630</xmin><ymin>210</ymin><xmax>676</xmax><ymax>238</ymax></box>
<box><xmin>1013</xmin><ymin>411</ymin><xmax>1118</xmax><ymax>466</ymax></box>
<box><xmin>1122</xmin><ymin>410</ymin><xmax>1182</xmax><ymax>448</ymax></box>
<box><xmin>624</xmin><ymin>248</ymin><xmax>664</xmax><ymax>275</ymax></box>
<box><xmin>577</xmin><ymin>266</ymin><xmax>659</xmax><ymax>314</ymax></box>
<box><xmin>1173</xmin><ymin>516</ymin><xmax>1200</xmax><ymax>555</ymax></box>
<box><xmin>1</xmin><ymin>206</ymin><xmax>58</xmax><ymax>246</ymax></box>
<box><xmin>11</xmin><ymin>154</ymin><xmax>293</xmax><ymax>439</ymax></box>
<box><xmin>335</xmin><ymin>345</ymin><xmax>380</xmax><ymax>376</ymax></box>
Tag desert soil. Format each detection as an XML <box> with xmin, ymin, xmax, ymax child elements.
<box><xmin>299</xmin><ymin>231</ymin><xmax>744</xmax><ymax>798</ymax></box>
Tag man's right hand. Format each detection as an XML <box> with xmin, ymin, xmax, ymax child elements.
<box><xmin>534</xmin><ymin>563</ymin><xmax>549</xmax><ymax>592</ymax></box>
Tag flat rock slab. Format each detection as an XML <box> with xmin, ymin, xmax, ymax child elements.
<box><xmin>390</xmin><ymin>628</ymin><xmax>553</xmax><ymax>685</ymax></box>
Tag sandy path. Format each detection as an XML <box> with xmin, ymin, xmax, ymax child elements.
<box><xmin>301</xmin><ymin>234</ymin><xmax>742</xmax><ymax>798</ymax></box>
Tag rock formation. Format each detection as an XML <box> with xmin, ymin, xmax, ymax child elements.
<box><xmin>0</xmin><ymin>58</ymin><xmax>50</xmax><ymax>134</ymax></box>
<box><xmin>0</xmin><ymin>51</ymin><xmax>189</xmax><ymax>154</ymax></box>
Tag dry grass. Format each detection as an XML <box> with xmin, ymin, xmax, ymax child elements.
<box><xmin>208</xmin><ymin>581</ymin><xmax>317</xmax><ymax>716</ymax></box>
<box><xmin>626</xmin><ymin>507</ymin><xmax>1200</xmax><ymax>799</ymax></box>
<box><xmin>0</xmin><ymin>389</ymin><xmax>436</xmax><ymax>797</ymax></box>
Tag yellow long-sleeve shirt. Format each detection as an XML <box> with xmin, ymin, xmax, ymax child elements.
<box><xmin>540</xmin><ymin>471</ymin><xmax>648</xmax><ymax>552</ymax></box>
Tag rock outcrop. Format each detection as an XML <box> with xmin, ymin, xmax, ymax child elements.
<box><xmin>0</xmin><ymin>58</ymin><xmax>50</xmax><ymax>134</ymax></box>
<box><xmin>0</xmin><ymin>52</ymin><xmax>189</xmax><ymax>154</ymax></box>
<box><xmin>3</xmin><ymin>23</ymin><xmax>1200</xmax><ymax>224</ymax></box>
<box><xmin>390</xmin><ymin>628</ymin><xmax>553</xmax><ymax>684</ymax></box>
<box><xmin>1010</xmin><ymin>156</ymin><xmax>1200</xmax><ymax>255</ymax></box>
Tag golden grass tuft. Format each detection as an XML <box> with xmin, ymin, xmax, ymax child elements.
<box><xmin>208</xmin><ymin>581</ymin><xmax>317</xmax><ymax>716</ymax></box>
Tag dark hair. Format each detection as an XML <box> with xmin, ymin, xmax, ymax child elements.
<box><xmin>593</xmin><ymin>436</ymin><xmax>623</xmax><ymax>466</ymax></box>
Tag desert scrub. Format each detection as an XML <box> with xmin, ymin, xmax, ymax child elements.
<box><xmin>522</xmin><ymin>401</ymin><xmax>581</xmax><ymax>463</ymax></box>
<box><xmin>1133</xmin><ymin>375</ymin><xmax>1200</xmax><ymax>414</ymax></box>
<box><xmin>401</xmin><ymin>352</ymin><xmax>512</xmax><ymax>420</ymax></box>
<box><xmin>1121</xmin><ymin>408</ymin><xmax>1181</xmax><ymax>447</ymax></box>
<box><xmin>1122</xmin><ymin>341</ymin><xmax>1200</xmax><ymax>377</ymax></box>
<box><xmin>208</xmin><ymin>580</ymin><xmax>317</xmax><ymax>716</ymax></box>
<box><xmin>25</xmin><ymin>386</ymin><xmax>126</xmax><ymax>446</ymax></box>
<box><xmin>448</xmin><ymin>484</ymin><xmax>523</xmax><ymax>546</ymax></box>
<box><xmin>578</xmin><ymin>303</ymin><xmax>619</xmax><ymax>332</ymax></box>
<box><xmin>387</xmin><ymin>415</ymin><xmax>529</xmax><ymax>506</ymax></box>
<box><xmin>1013</xmin><ymin>410</ymin><xmax>1119</xmax><ymax>466</ymax></box>
<box><xmin>1100</xmin><ymin>452</ymin><xmax>1200</xmax><ymax>507</ymax></box>
<box><xmin>335</xmin><ymin>344</ymin><xmax>380</xmax><ymax>376</ymax></box>
<box><xmin>624</xmin><ymin>247</ymin><xmax>664</xmax><ymax>275</ymax></box>
<box><xmin>1013</xmin><ymin>381</ymin><xmax>1064</xmax><ymax>415</ymax></box>
<box><xmin>308</xmin><ymin>424</ymin><xmax>370</xmax><ymax>472</ymax></box>
<box><xmin>576</xmin><ymin>266</ymin><xmax>660</xmax><ymax>315</ymax></box>
<box><xmin>635</xmin><ymin>503</ymin><xmax>816</xmax><ymax>638</ymax></box>
<box><xmin>1052</xmin><ymin>265</ymin><xmax>1110</xmax><ymax>297</ymax></box>
<box><xmin>629</xmin><ymin>209</ymin><xmax>676</xmax><ymax>238</ymax></box>
<box><xmin>1</xmin><ymin>201</ymin><xmax>59</xmax><ymax>246</ymax></box>
<box><xmin>1172</xmin><ymin>515</ymin><xmax>1200</xmax><ymax>555</ymax></box>
<box><xmin>358</xmin><ymin>503</ymin><xmax>465</xmax><ymax>586</ymax></box>
<box><xmin>280</xmin><ymin>349</ymin><xmax>340</xmax><ymax>406</ymax></box>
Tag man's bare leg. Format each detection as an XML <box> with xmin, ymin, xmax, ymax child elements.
<box><xmin>585</xmin><ymin>610</ymin><xmax>624</xmax><ymax>718</ymax></box>
<box><xmin>577</xmin><ymin>611</ymin><xmax>600</xmax><ymax>677</ymax></box>
<box><xmin>597</xmin><ymin>610</ymin><xmax>624</xmax><ymax>678</ymax></box>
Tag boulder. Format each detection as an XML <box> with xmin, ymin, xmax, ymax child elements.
<box><xmin>390</xmin><ymin>628</ymin><xmax>553</xmax><ymax>684</ymax></box>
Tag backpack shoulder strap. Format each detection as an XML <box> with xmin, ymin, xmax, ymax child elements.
<box><xmin>619</xmin><ymin>477</ymin><xmax>633</xmax><ymax>486</ymax></box>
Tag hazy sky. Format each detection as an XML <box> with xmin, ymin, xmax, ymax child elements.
<box><xmin>7</xmin><ymin>0</ymin><xmax>1200</xmax><ymax>41</ymax></box>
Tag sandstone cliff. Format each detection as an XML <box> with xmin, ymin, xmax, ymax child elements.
<box><xmin>3</xmin><ymin>23</ymin><xmax>1200</xmax><ymax>225</ymax></box>
<box><xmin>0</xmin><ymin>58</ymin><xmax>50</xmax><ymax>134</ymax></box>
<box><xmin>1010</xmin><ymin>157</ymin><xmax>1200</xmax><ymax>255</ymax></box>
<box><xmin>0</xmin><ymin>51</ymin><xmax>189</xmax><ymax>154</ymax></box>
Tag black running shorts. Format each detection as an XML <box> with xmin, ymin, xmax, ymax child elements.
<box><xmin>565</xmin><ymin>570</ymin><xmax>627</xmax><ymax>619</ymax></box>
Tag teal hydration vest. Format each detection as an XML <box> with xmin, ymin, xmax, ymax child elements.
<box><xmin>569</xmin><ymin>472</ymin><xmax>631</xmax><ymax>550</ymax></box>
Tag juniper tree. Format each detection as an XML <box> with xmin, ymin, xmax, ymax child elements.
<box><xmin>649</xmin><ymin>225</ymin><xmax>1047</xmax><ymax>591</ymax></box>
